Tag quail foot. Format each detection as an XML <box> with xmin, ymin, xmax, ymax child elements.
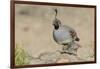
<box><xmin>52</xmin><ymin>9</ymin><xmax>80</xmax><ymax>55</ymax></box>
<box><xmin>63</xmin><ymin>42</ymin><xmax>81</xmax><ymax>55</ymax></box>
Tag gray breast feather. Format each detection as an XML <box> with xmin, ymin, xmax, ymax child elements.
<box><xmin>53</xmin><ymin>25</ymin><xmax>74</xmax><ymax>44</ymax></box>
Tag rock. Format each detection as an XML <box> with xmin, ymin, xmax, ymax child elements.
<box><xmin>29</xmin><ymin>58</ymin><xmax>45</xmax><ymax>64</ymax></box>
<box><xmin>77</xmin><ymin>46</ymin><xmax>94</xmax><ymax>61</ymax></box>
<box><xmin>38</xmin><ymin>50</ymin><xmax>61</xmax><ymax>64</ymax></box>
<box><xmin>30</xmin><ymin>50</ymin><xmax>85</xmax><ymax>64</ymax></box>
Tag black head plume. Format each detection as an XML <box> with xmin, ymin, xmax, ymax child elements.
<box><xmin>54</xmin><ymin>9</ymin><xmax>58</xmax><ymax>19</ymax></box>
<box><xmin>53</xmin><ymin>8</ymin><xmax>61</xmax><ymax>30</ymax></box>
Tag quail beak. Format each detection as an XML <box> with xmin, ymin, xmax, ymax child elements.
<box><xmin>52</xmin><ymin>23</ymin><xmax>54</xmax><ymax>25</ymax></box>
<box><xmin>52</xmin><ymin>22</ymin><xmax>55</xmax><ymax>26</ymax></box>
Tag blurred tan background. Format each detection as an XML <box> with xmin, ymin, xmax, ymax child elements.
<box><xmin>15</xmin><ymin>4</ymin><xmax>95</xmax><ymax>60</ymax></box>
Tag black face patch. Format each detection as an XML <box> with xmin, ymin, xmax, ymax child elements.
<box><xmin>54</xmin><ymin>25</ymin><xmax>59</xmax><ymax>30</ymax></box>
<box><xmin>53</xmin><ymin>21</ymin><xmax>59</xmax><ymax>30</ymax></box>
<box><xmin>53</xmin><ymin>18</ymin><xmax>61</xmax><ymax>30</ymax></box>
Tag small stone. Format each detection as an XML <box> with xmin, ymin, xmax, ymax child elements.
<box><xmin>56</xmin><ymin>58</ymin><xmax>70</xmax><ymax>63</ymax></box>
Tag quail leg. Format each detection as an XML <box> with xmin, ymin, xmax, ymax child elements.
<box><xmin>66</xmin><ymin>42</ymin><xmax>81</xmax><ymax>55</ymax></box>
<box><xmin>61</xmin><ymin>45</ymin><xmax>69</xmax><ymax>54</ymax></box>
<box><xmin>67</xmin><ymin>47</ymin><xmax>77</xmax><ymax>56</ymax></box>
<box><xmin>61</xmin><ymin>42</ymin><xmax>79</xmax><ymax>56</ymax></box>
<box><xmin>61</xmin><ymin>42</ymin><xmax>71</xmax><ymax>54</ymax></box>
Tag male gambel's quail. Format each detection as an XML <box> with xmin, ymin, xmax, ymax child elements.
<box><xmin>53</xmin><ymin>9</ymin><xmax>80</xmax><ymax>55</ymax></box>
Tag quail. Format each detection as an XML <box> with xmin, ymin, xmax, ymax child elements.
<box><xmin>52</xmin><ymin>9</ymin><xmax>80</xmax><ymax>55</ymax></box>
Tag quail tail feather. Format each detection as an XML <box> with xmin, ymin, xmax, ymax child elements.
<box><xmin>75</xmin><ymin>37</ymin><xmax>80</xmax><ymax>41</ymax></box>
